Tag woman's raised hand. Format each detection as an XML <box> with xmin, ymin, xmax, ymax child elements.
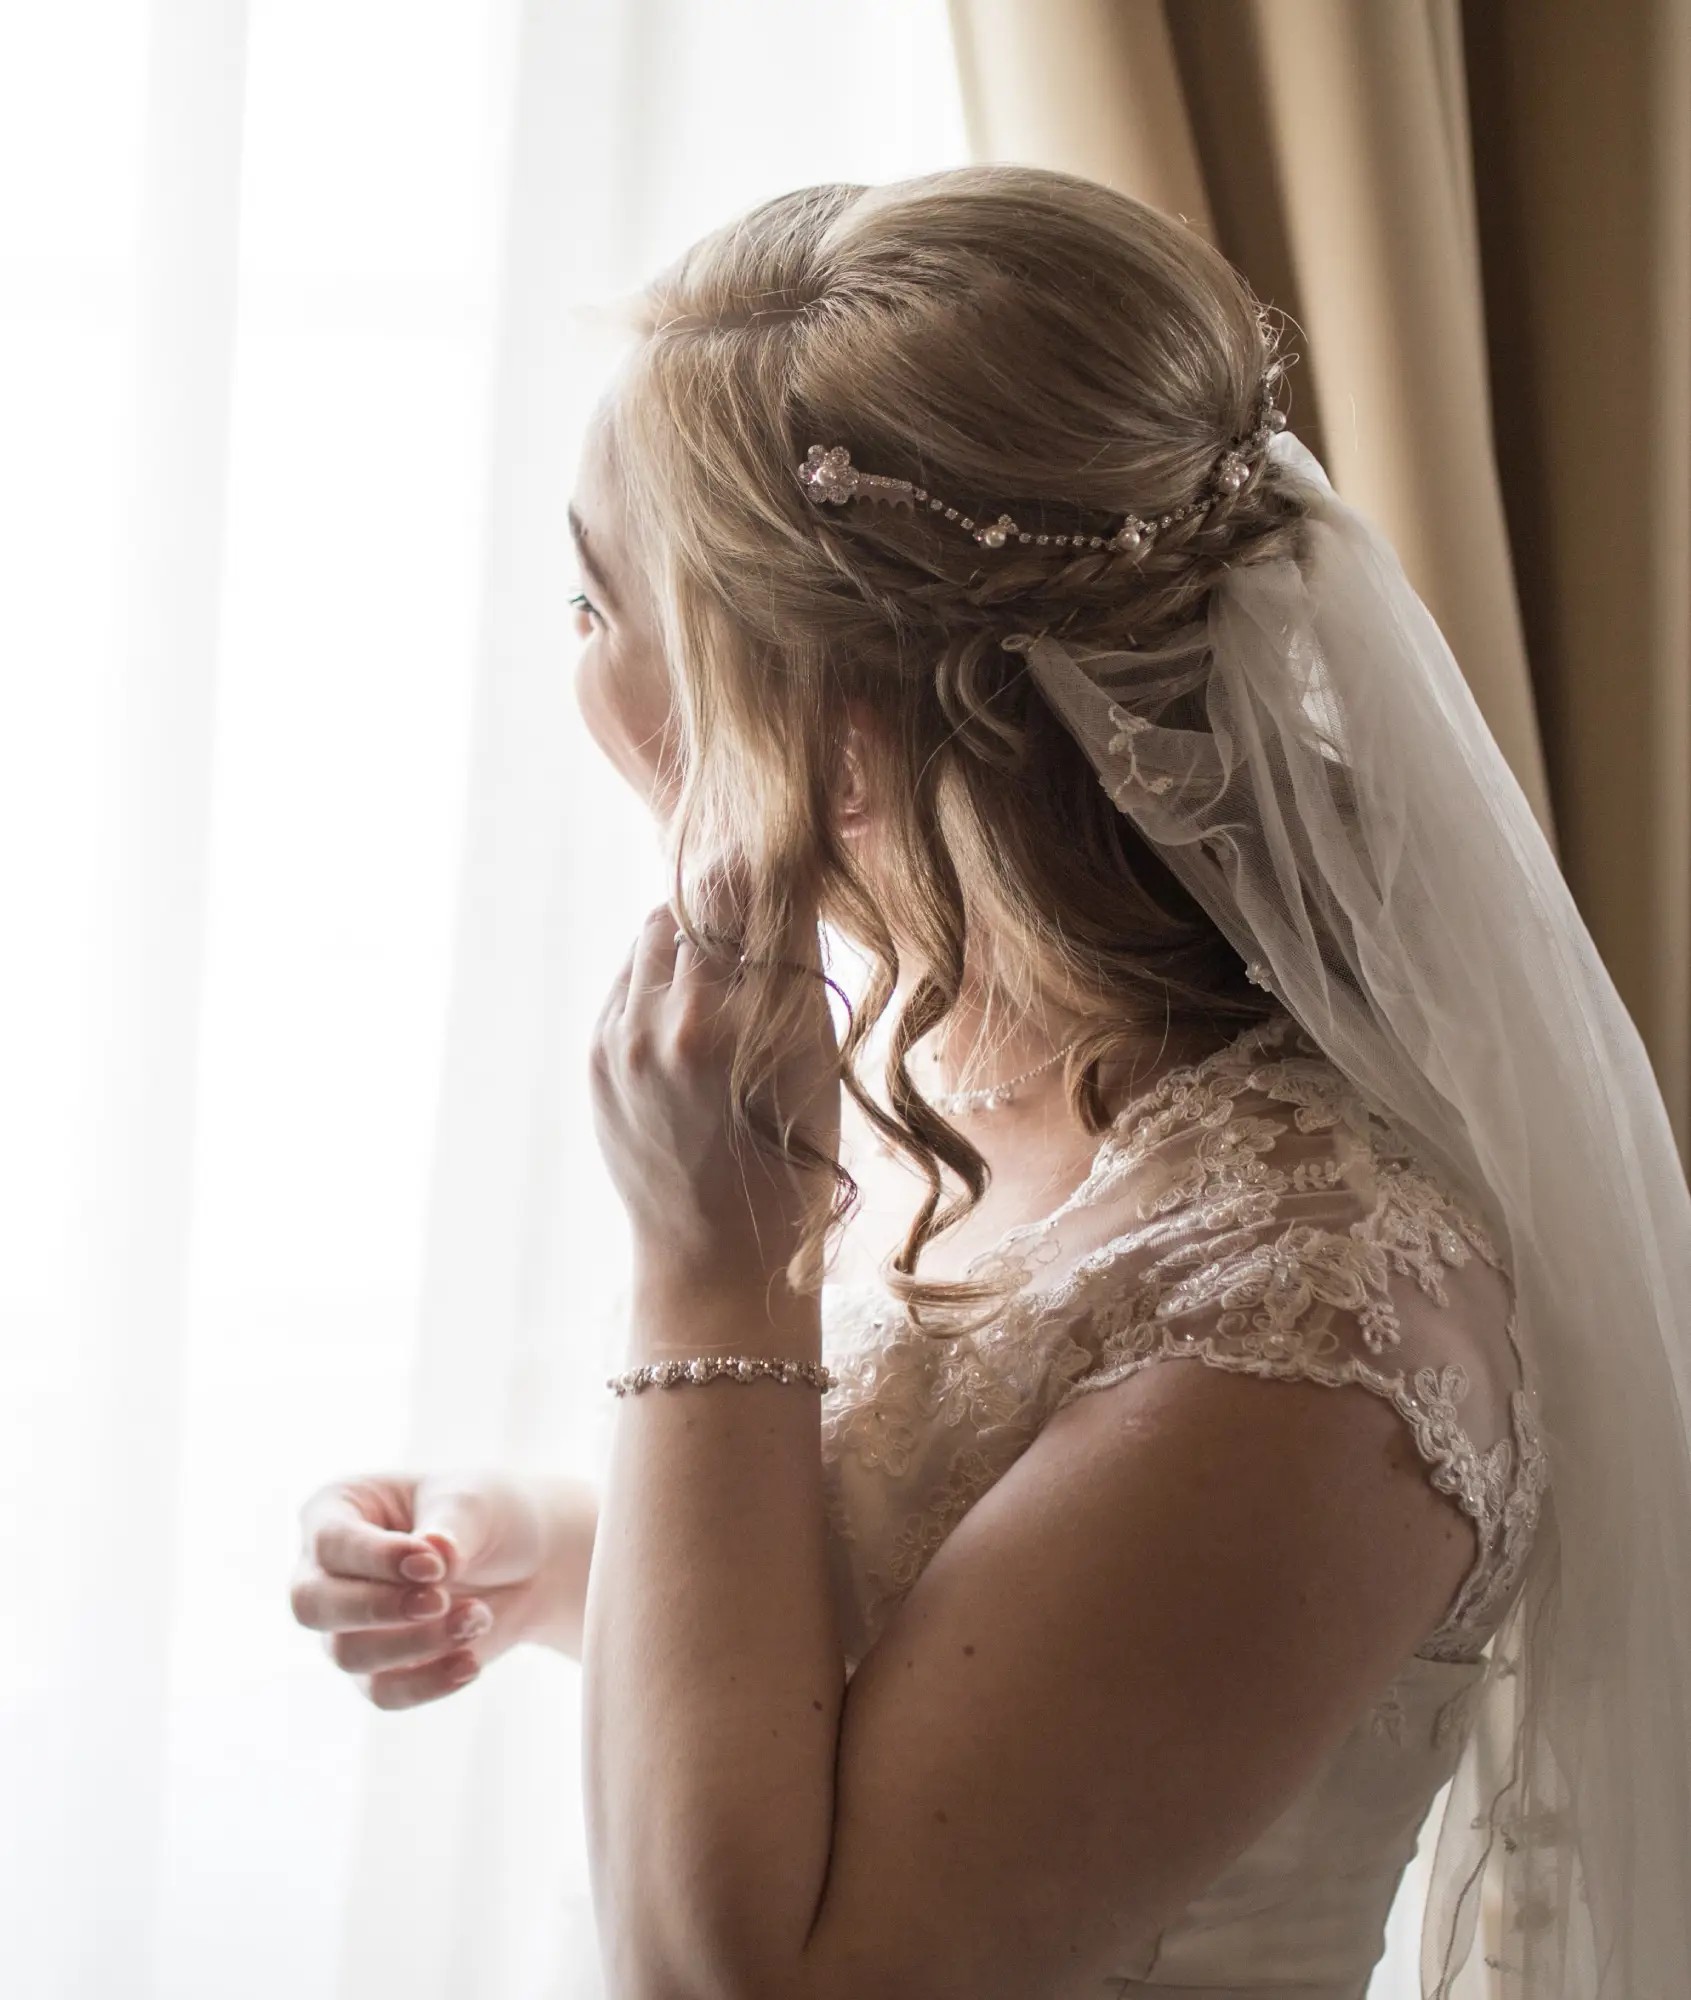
<box><xmin>290</xmin><ymin>1468</ymin><xmax>565</xmax><ymax>1709</ymax></box>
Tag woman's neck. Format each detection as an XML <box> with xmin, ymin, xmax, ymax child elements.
<box><xmin>878</xmin><ymin>970</ymin><xmax>1224</xmax><ymax>1116</ymax></box>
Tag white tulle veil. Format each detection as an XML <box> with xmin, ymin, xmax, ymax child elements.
<box><xmin>1000</xmin><ymin>428</ymin><xmax>1691</xmax><ymax>1997</ymax></box>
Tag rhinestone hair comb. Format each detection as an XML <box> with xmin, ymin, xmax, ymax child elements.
<box><xmin>797</xmin><ymin>364</ymin><xmax>1289</xmax><ymax>557</ymax></box>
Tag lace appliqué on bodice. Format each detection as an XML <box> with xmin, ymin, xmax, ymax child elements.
<box><xmin>819</xmin><ymin>1013</ymin><xmax>1550</xmax><ymax>1698</ymax></box>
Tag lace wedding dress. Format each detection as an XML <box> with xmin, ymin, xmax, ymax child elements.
<box><xmin>819</xmin><ymin>1007</ymin><xmax>1550</xmax><ymax>1998</ymax></box>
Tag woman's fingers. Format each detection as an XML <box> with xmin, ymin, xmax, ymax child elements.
<box><xmin>621</xmin><ymin>901</ymin><xmax>682</xmax><ymax>1016</ymax></box>
<box><xmin>290</xmin><ymin>1568</ymin><xmax>450</xmax><ymax>1634</ymax></box>
<box><xmin>325</xmin><ymin>1598</ymin><xmax>494</xmax><ymax>1676</ymax></box>
<box><xmin>299</xmin><ymin>1483</ymin><xmax>444</xmax><ymax>1586</ymax></box>
<box><xmin>361</xmin><ymin>1646</ymin><xmax>483</xmax><ymax>1711</ymax></box>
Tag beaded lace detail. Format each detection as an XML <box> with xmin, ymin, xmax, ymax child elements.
<box><xmin>819</xmin><ymin>1011</ymin><xmax>1549</xmax><ymax>1693</ymax></box>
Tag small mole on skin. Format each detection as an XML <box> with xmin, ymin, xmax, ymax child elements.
<box><xmin>963</xmin><ymin>1643</ymin><xmax>976</xmax><ymax>1656</ymax></box>
<box><xmin>934</xmin><ymin>1807</ymin><xmax>949</xmax><ymax>1824</ymax></box>
<box><xmin>812</xmin><ymin>1699</ymin><xmax>823</xmax><ymax>1711</ymax></box>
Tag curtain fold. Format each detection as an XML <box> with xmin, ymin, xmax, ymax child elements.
<box><xmin>36</xmin><ymin>3</ymin><xmax>249</xmax><ymax>1990</ymax></box>
<box><xmin>1463</xmin><ymin>0</ymin><xmax>1691</xmax><ymax>1136</ymax></box>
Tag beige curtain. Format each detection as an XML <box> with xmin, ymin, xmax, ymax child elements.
<box><xmin>947</xmin><ymin>0</ymin><xmax>1691</xmax><ymax>1161</ymax></box>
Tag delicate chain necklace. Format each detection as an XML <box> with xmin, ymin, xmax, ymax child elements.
<box><xmin>918</xmin><ymin>1030</ymin><xmax>1090</xmax><ymax>1115</ymax></box>
<box><xmin>863</xmin><ymin>1027</ymin><xmax>1090</xmax><ymax>1161</ymax></box>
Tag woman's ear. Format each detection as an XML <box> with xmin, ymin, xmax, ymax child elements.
<box><xmin>835</xmin><ymin>704</ymin><xmax>875</xmax><ymax>842</ymax></box>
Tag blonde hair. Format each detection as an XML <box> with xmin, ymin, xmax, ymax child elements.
<box><xmin>604</xmin><ymin>162</ymin><xmax>1312</xmax><ymax>1335</ymax></box>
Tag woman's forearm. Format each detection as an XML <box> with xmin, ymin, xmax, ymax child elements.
<box><xmin>579</xmin><ymin>1262</ymin><xmax>844</xmax><ymax>2000</ymax></box>
<box><xmin>529</xmin><ymin>1471</ymin><xmax>600</xmax><ymax>1661</ymax></box>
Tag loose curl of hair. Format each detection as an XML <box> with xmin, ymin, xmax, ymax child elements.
<box><xmin>600</xmin><ymin>162</ymin><xmax>1316</xmax><ymax>1338</ymax></box>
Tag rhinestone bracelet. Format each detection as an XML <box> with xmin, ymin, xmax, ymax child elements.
<box><xmin>607</xmin><ymin>1353</ymin><xmax>837</xmax><ymax>1396</ymax></box>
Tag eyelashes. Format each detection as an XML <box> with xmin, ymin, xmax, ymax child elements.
<box><xmin>568</xmin><ymin>588</ymin><xmax>603</xmax><ymax>631</ymax></box>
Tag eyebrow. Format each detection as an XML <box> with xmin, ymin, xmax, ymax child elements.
<box><xmin>567</xmin><ymin>503</ymin><xmax>622</xmax><ymax>614</ymax></box>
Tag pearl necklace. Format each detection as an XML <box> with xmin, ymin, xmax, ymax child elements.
<box><xmin>863</xmin><ymin>1030</ymin><xmax>1091</xmax><ymax>1161</ymax></box>
<box><xmin>918</xmin><ymin>1031</ymin><xmax>1090</xmax><ymax>1115</ymax></box>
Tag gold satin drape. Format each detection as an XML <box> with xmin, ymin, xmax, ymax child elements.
<box><xmin>947</xmin><ymin>0</ymin><xmax>1691</xmax><ymax>1161</ymax></box>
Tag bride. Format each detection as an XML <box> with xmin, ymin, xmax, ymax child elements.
<box><xmin>288</xmin><ymin>165</ymin><xmax>1691</xmax><ymax>1998</ymax></box>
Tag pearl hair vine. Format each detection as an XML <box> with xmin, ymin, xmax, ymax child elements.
<box><xmin>796</xmin><ymin>361</ymin><xmax>1291</xmax><ymax>557</ymax></box>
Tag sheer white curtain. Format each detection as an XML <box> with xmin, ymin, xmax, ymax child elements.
<box><xmin>0</xmin><ymin>3</ymin><xmax>962</xmax><ymax>1994</ymax></box>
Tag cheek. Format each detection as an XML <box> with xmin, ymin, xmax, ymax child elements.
<box><xmin>570</xmin><ymin>636</ymin><xmax>619</xmax><ymax>744</ymax></box>
<box><xmin>572</xmin><ymin>637</ymin><xmax>677</xmax><ymax>804</ymax></box>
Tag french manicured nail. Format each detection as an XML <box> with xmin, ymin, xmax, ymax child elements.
<box><xmin>449</xmin><ymin>1603</ymin><xmax>492</xmax><ymax>1642</ymax></box>
<box><xmin>400</xmin><ymin>1552</ymin><xmax>444</xmax><ymax>1582</ymax></box>
<box><xmin>402</xmin><ymin>1587</ymin><xmax>445</xmax><ymax>1619</ymax></box>
<box><xmin>445</xmin><ymin>1651</ymin><xmax>480</xmax><ymax>1686</ymax></box>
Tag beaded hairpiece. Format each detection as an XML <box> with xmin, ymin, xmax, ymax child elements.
<box><xmin>796</xmin><ymin>364</ymin><xmax>1289</xmax><ymax>557</ymax></box>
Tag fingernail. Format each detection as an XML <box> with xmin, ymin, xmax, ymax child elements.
<box><xmin>445</xmin><ymin>1651</ymin><xmax>480</xmax><ymax>1687</ymax></box>
<box><xmin>400</xmin><ymin>1552</ymin><xmax>444</xmax><ymax>1582</ymax></box>
<box><xmin>449</xmin><ymin>1603</ymin><xmax>492</xmax><ymax>1642</ymax></box>
<box><xmin>402</xmin><ymin>1587</ymin><xmax>446</xmax><ymax>1619</ymax></box>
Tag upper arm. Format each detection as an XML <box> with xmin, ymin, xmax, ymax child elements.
<box><xmin>797</xmin><ymin>1354</ymin><xmax>1478</xmax><ymax>2000</ymax></box>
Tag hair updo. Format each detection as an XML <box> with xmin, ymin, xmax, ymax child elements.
<box><xmin>603</xmin><ymin>161</ymin><xmax>1313</xmax><ymax>1334</ymax></box>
